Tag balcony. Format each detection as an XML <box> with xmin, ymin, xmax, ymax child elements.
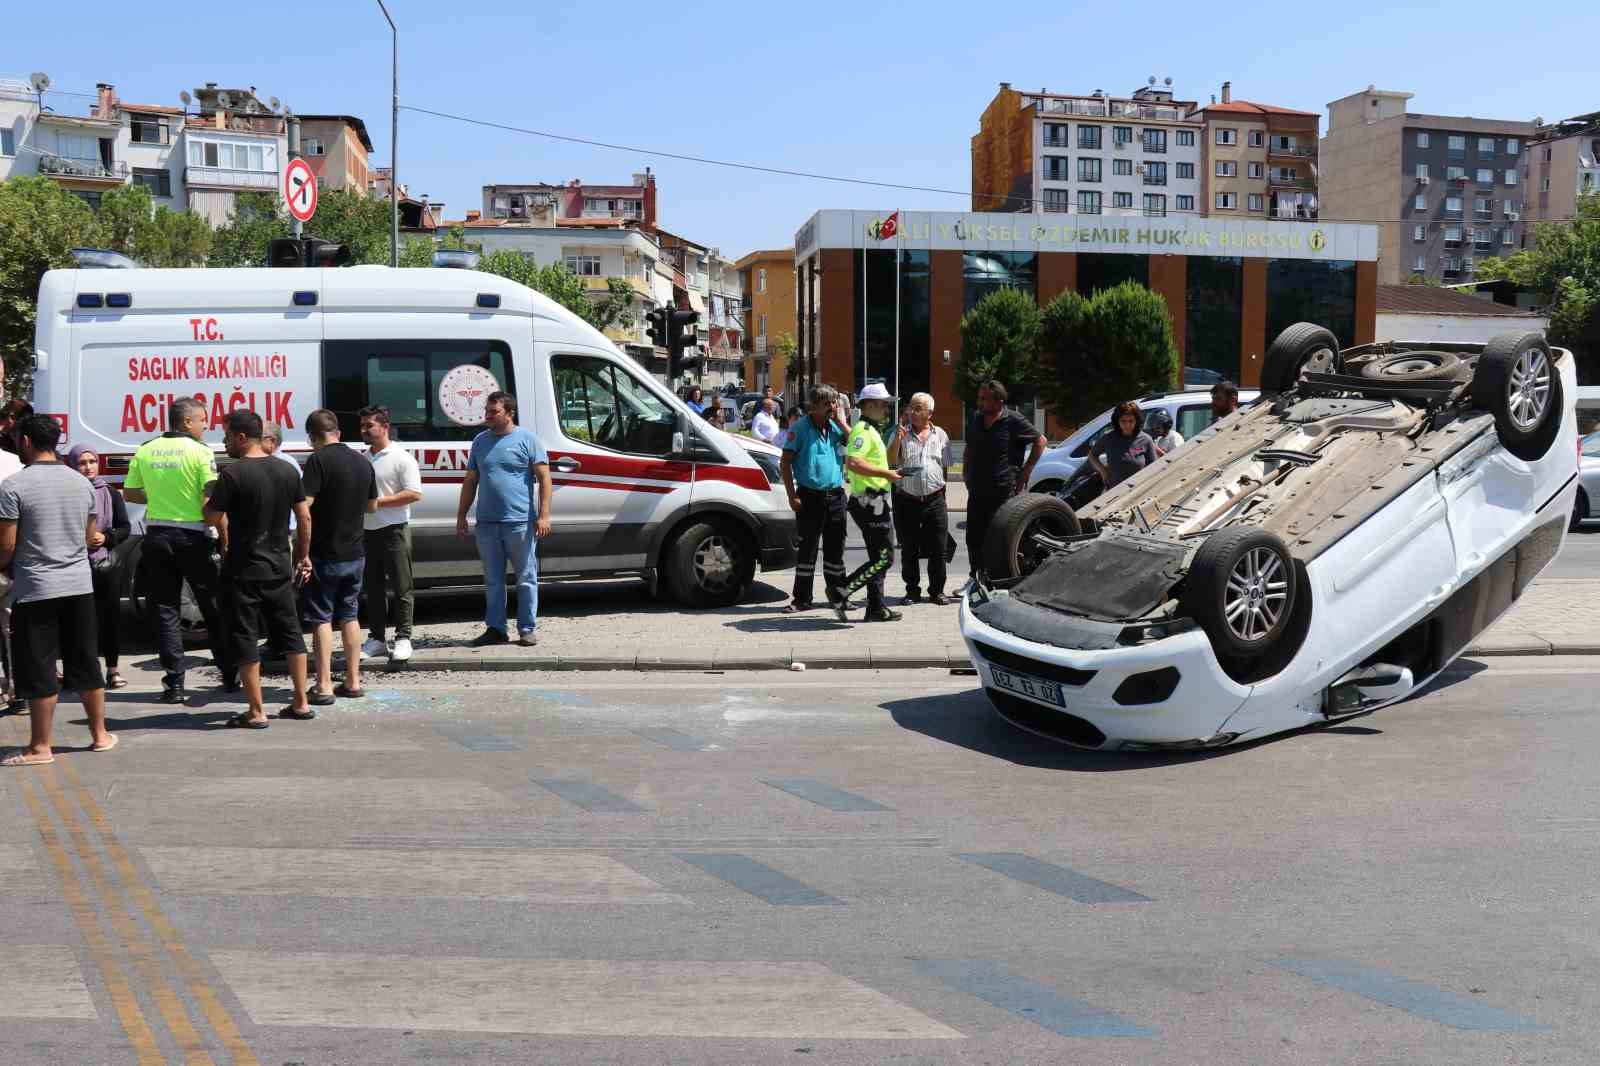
<box><xmin>185</xmin><ymin>166</ymin><xmax>277</xmax><ymax>190</ymax></box>
<box><xmin>1269</xmin><ymin>175</ymin><xmax>1315</xmax><ymax>190</ymax></box>
<box><xmin>37</xmin><ymin>155</ymin><xmax>128</xmax><ymax>183</ymax></box>
<box><xmin>1268</xmin><ymin>144</ymin><xmax>1316</xmax><ymax>160</ymax></box>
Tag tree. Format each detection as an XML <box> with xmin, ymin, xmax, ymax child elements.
<box><xmin>1034</xmin><ymin>281</ymin><xmax>1178</xmax><ymax>426</ymax></box>
<box><xmin>772</xmin><ymin>332</ymin><xmax>799</xmax><ymax>393</ymax></box>
<box><xmin>301</xmin><ymin>186</ymin><xmax>393</xmax><ymax>265</ymax></box>
<box><xmin>954</xmin><ymin>287</ymin><xmax>1042</xmax><ymax>407</ymax></box>
<box><xmin>208</xmin><ymin>192</ymin><xmax>289</xmax><ymax>267</ymax></box>
<box><xmin>95</xmin><ymin>184</ymin><xmax>211</xmax><ymax>267</ymax></box>
<box><xmin>0</xmin><ymin>177</ymin><xmax>104</xmax><ymax>389</ymax></box>
<box><xmin>476</xmin><ymin>250</ymin><xmax>633</xmax><ymax>333</ymax></box>
<box><xmin>1476</xmin><ymin>191</ymin><xmax>1600</xmax><ymax>382</ymax></box>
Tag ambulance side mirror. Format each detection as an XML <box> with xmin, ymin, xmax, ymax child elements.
<box><xmin>672</xmin><ymin>430</ymin><xmax>686</xmax><ymax>456</ymax></box>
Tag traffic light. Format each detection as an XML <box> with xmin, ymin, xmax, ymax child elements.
<box><xmin>667</xmin><ymin>308</ymin><xmax>700</xmax><ymax>382</ymax></box>
<box><xmin>646</xmin><ymin>306</ymin><xmax>670</xmax><ymax>349</ymax></box>
<box><xmin>266</xmin><ymin>237</ymin><xmax>353</xmax><ymax>268</ymax></box>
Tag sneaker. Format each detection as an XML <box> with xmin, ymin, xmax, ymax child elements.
<box><xmin>390</xmin><ymin>638</ymin><xmax>414</xmax><ymax>662</ymax></box>
<box><xmin>929</xmin><ymin>592</ymin><xmax>951</xmax><ymax>606</ymax></box>
<box><xmin>517</xmin><ymin>630</ymin><xmax>539</xmax><ymax>647</ymax></box>
<box><xmin>826</xmin><ymin>587</ymin><xmax>850</xmax><ymax>623</ymax></box>
<box><xmin>864</xmin><ymin>607</ymin><xmax>903</xmax><ymax>623</ymax></box>
<box><xmin>159</xmin><ymin>686</ymin><xmax>190</xmax><ymax>706</ymax></box>
<box><xmin>469</xmin><ymin>628</ymin><xmax>510</xmax><ymax>647</ymax></box>
<box><xmin>903</xmin><ymin>589</ymin><xmax>923</xmax><ymax>605</ymax></box>
<box><xmin>361</xmin><ymin>638</ymin><xmax>389</xmax><ymax>659</ymax></box>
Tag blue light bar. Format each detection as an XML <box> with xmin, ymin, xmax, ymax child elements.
<box><xmin>293</xmin><ymin>291</ymin><xmax>318</xmax><ymax>306</ymax></box>
<box><xmin>77</xmin><ymin>294</ymin><xmax>103</xmax><ymax>308</ymax></box>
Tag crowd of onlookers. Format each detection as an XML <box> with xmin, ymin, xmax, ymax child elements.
<box><xmin>1</xmin><ymin>390</ymin><xmax>553</xmax><ymax>767</ymax></box>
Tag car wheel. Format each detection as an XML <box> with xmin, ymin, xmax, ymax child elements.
<box><xmin>1472</xmin><ymin>331</ymin><xmax>1563</xmax><ymax>462</ymax></box>
<box><xmin>982</xmin><ymin>493</ymin><xmax>1081</xmax><ymax>581</ymax></box>
<box><xmin>1261</xmin><ymin>322</ymin><xmax>1342</xmax><ymax>394</ymax></box>
<box><xmin>1572</xmin><ymin>488</ymin><xmax>1588</xmax><ymax>531</ymax></box>
<box><xmin>1182</xmin><ymin>527</ymin><xmax>1298</xmax><ymax>663</ymax></box>
<box><xmin>1360</xmin><ymin>350</ymin><xmax>1464</xmax><ymax>381</ymax></box>
<box><xmin>667</xmin><ymin>521</ymin><xmax>754</xmax><ymax>608</ymax></box>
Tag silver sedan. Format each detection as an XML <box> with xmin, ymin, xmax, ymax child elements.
<box><xmin>1579</xmin><ymin>432</ymin><xmax>1600</xmax><ymax>528</ymax></box>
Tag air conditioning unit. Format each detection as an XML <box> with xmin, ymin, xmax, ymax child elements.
<box><xmin>1136</xmin><ymin>163</ymin><xmax>1146</xmax><ymax>173</ymax></box>
<box><xmin>1507</xmin><ymin>211</ymin><xmax>1520</xmax><ymax>221</ymax></box>
<box><xmin>1417</xmin><ymin>175</ymin><xmax>1430</xmax><ymax>185</ymax></box>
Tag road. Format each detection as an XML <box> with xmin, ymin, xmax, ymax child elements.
<box><xmin>4</xmin><ymin>657</ymin><xmax>1599</xmax><ymax>1063</ymax></box>
<box><xmin>1543</xmin><ymin>519</ymin><xmax>1600</xmax><ymax>577</ymax></box>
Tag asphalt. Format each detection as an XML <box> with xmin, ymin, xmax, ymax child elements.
<box><xmin>5</xmin><ymin>659</ymin><xmax>1600</xmax><ymax>1063</ymax></box>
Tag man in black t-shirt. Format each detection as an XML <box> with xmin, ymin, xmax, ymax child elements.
<box><xmin>300</xmin><ymin>408</ymin><xmax>378</xmax><ymax>705</ymax></box>
<box><xmin>204</xmin><ymin>410</ymin><xmax>313</xmax><ymax>728</ymax></box>
<box><xmin>963</xmin><ymin>379</ymin><xmax>1047</xmax><ymax>573</ymax></box>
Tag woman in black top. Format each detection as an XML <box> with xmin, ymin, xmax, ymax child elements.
<box><xmin>1087</xmin><ymin>401</ymin><xmax>1160</xmax><ymax>489</ymax></box>
<box><xmin>66</xmin><ymin>444</ymin><xmax>132</xmax><ymax>688</ymax></box>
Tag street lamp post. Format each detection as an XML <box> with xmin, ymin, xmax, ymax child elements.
<box><xmin>376</xmin><ymin>0</ymin><xmax>398</xmax><ymax>267</ymax></box>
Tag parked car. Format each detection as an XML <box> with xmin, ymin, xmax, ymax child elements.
<box><xmin>961</xmin><ymin>325</ymin><xmax>1576</xmax><ymax>751</ymax></box>
<box><xmin>1576</xmin><ymin>431</ymin><xmax>1600</xmax><ymax>529</ymax></box>
<box><xmin>1026</xmin><ymin>388</ymin><xmax>1262</xmax><ymax>501</ymax></box>
<box><xmin>31</xmin><ymin>264</ymin><xmax>796</xmax><ymax>616</ymax></box>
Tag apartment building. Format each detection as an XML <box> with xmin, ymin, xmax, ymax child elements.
<box><xmin>370</xmin><ymin>168</ymin><xmax>442</xmax><ymax>234</ymax></box>
<box><xmin>482</xmin><ymin>170</ymin><xmax>657</xmax><ymax>230</ymax></box>
<box><xmin>0</xmin><ymin>80</ymin><xmax>130</xmax><ymax>208</ymax></box>
<box><xmin>1192</xmin><ymin>83</ymin><xmax>1319</xmax><ymax>220</ymax></box>
<box><xmin>972</xmin><ymin>81</ymin><xmax>1204</xmax><ymax>217</ymax></box>
<box><xmin>735</xmin><ymin>249</ymin><xmax>797</xmax><ymax>389</ymax></box>
<box><xmin>1320</xmin><ymin>87</ymin><xmax>1534</xmax><ymax>285</ymax></box>
<box><xmin>1524</xmin><ymin>111</ymin><xmax>1600</xmax><ymax>230</ymax></box>
<box><xmin>296</xmin><ymin>115</ymin><xmax>372</xmax><ymax>193</ymax></box>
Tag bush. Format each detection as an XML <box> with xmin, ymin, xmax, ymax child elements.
<box><xmin>1034</xmin><ymin>281</ymin><xmax>1178</xmax><ymax>426</ymax></box>
<box><xmin>954</xmin><ymin>288</ymin><xmax>1043</xmax><ymax>407</ymax></box>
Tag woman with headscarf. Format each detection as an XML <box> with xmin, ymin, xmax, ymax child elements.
<box><xmin>67</xmin><ymin>444</ymin><xmax>131</xmax><ymax>689</ymax></box>
<box><xmin>1086</xmin><ymin>400</ymin><xmax>1160</xmax><ymax>489</ymax></box>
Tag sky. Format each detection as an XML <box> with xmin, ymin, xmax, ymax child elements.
<box><xmin>8</xmin><ymin>0</ymin><xmax>1596</xmax><ymax>258</ymax></box>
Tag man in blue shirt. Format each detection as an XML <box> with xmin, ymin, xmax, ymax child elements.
<box><xmin>779</xmin><ymin>384</ymin><xmax>850</xmax><ymax>614</ymax></box>
<box><xmin>456</xmin><ymin>391</ymin><xmax>553</xmax><ymax>646</ymax></box>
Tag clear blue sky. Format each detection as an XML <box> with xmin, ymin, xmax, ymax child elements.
<box><xmin>9</xmin><ymin>0</ymin><xmax>1594</xmax><ymax>257</ymax></box>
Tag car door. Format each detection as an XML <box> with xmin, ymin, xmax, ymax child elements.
<box><xmin>541</xmin><ymin>347</ymin><xmax>690</xmax><ymax>575</ymax></box>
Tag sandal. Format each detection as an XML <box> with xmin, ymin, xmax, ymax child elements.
<box><xmin>225</xmin><ymin>712</ymin><xmax>269</xmax><ymax>730</ymax></box>
<box><xmin>278</xmin><ymin>706</ymin><xmax>316</xmax><ymax>721</ymax></box>
<box><xmin>91</xmin><ymin>734</ymin><xmax>119</xmax><ymax>753</ymax></box>
<box><xmin>107</xmin><ymin>671</ymin><xmax>128</xmax><ymax>690</ymax></box>
<box><xmin>333</xmin><ymin>684</ymin><xmax>366</xmax><ymax>699</ymax></box>
<box><xmin>782</xmin><ymin>602</ymin><xmax>814</xmax><ymax>614</ymax></box>
<box><xmin>1</xmin><ymin>748</ymin><xmax>55</xmax><ymax>766</ymax></box>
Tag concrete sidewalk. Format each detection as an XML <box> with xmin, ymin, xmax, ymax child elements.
<box><xmin>354</xmin><ymin>573</ymin><xmax>1600</xmax><ymax>674</ymax></box>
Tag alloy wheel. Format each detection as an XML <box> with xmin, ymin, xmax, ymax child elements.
<box><xmin>1507</xmin><ymin>348</ymin><xmax>1551</xmax><ymax>431</ymax></box>
<box><xmin>1223</xmin><ymin>546</ymin><xmax>1289</xmax><ymax>642</ymax></box>
<box><xmin>693</xmin><ymin>535</ymin><xmax>738</xmax><ymax>593</ymax></box>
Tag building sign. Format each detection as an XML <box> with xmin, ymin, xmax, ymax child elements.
<box><xmin>795</xmin><ymin>210</ymin><xmax>1377</xmax><ymax>264</ymax></box>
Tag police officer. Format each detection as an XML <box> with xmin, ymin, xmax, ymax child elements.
<box><xmin>779</xmin><ymin>385</ymin><xmax>851</xmax><ymax>613</ymax></box>
<box><xmin>837</xmin><ymin>384</ymin><xmax>903</xmax><ymax>623</ymax></box>
<box><xmin>122</xmin><ymin>397</ymin><xmax>233</xmax><ymax>704</ymax></box>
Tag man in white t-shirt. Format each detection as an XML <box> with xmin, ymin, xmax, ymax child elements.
<box><xmin>751</xmin><ymin>399</ymin><xmax>782</xmax><ymax>444</ymax></box>
<box><xmin>358</xmin><ymin>406</ymin><xmax>423</xmax><ymax>662</ymax></box>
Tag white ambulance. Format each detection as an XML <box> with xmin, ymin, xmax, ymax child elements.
<box><xmin>30</xmin><ymin>265</ymin><xmax>797</xmax><ymax>609</ymax></box>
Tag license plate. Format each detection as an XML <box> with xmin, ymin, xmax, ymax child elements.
<box><xmin>990</xmin><ymin>666</ymin><xmax>1065</xmax><ymax>708</ymax></box>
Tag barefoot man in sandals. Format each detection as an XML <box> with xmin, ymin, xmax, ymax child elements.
<box><xmin>0</xmin><ymin>415</ymin><xmax>114</xmax><ymax>765</ymax></box>
<box><xmin>204</xmin><ymin>410</ymin><xmax>315</xmax><ymax>729</ymax></box>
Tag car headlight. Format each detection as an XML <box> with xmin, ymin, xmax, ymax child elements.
<box><xmin>1116</xmin><ymin>617</ymin><xmax>1197</xmax><ymax>645</ymax></box>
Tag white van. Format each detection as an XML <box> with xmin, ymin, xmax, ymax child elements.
<box><xmin>30</xmin><ymin>265</ymin><xmax>797</xmax><ymax>608</ymax></box>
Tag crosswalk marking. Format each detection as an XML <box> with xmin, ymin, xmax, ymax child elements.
<box><xmin>116</xmin><ymin>730</ymin><xmax>424</xmax><ymax>751</ymax></box>
<box><xmin>208</xmin><ymin>953</ymin><xmax>965</xmax><ymax>1039</ymax></box>
<box><xmin>0</xmin><ymin>946</ymin><xmax>99</xmax><ymax>1020</ymax></box>
<box><xmin>140</xmin><ymin>846</ymin><xmax>685</xmax><ymax>904</ymax></box>
<box><xmin>175</xmin><ymin>776</ymin><xmax>508</xmax><ymax>810</ymax></box>
<box><xmin>1270</xmin><ymin>957</ymin><xmax>1549</xmax><ymax>1031</ymax></box>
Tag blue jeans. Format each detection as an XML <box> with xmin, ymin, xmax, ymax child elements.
<box><xmin>476</xmin><ymin>521</ymin><xmax>539</xmax><ymax>635</ymax></box>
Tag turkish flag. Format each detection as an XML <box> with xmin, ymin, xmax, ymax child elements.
<box><xmin>879</xmin><ymin>210</ymin><xmax>899</xmax><ymax>240</ymax></box>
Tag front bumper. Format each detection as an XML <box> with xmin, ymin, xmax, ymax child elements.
<box><xmin>756</xmin><ymin>510</ymin><xmax>799</xmax><ymax>571</ymax></box>
<box><xmin>959</xmin><ymin>594</ymin><xmax>1252</xmax><ymax>749</ymax></box>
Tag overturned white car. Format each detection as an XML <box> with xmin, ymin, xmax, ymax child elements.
<box><xmin>960</xmin><ymin>325</ymin><xmax>1576</xmax><ymax>750</ymax></box>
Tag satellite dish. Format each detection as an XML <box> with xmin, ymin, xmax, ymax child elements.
<box><xmin>1148</xmin><ymin>75</ymin><xmax>1157</xmax><ymax>86</ymax></box>
<box><xmin>29</xmin><ymin>72</ymin><xmax>51</xmax><ymax>92</ymax></box>
<box><xmin>179</xmin><ymin>90</ymin><xmax>191</xmax><ymax>106</ymax></box>
<box><xmin>217</xmin><ymin>90</ymin><xmax>232</xmax><ymax>109</ymax></box>
<box><xmin>1164</xmin><ymin>77</ymin><xmax>1173</xmax><ymax>86</ymax></box>
<box><xmin>269</xmin><ymin>96</ymin><xmax>280</xmax><ymax>110</ymax></box>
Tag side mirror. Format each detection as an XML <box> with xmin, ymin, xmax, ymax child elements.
<box><xmin>672</xmin><ymin>430</ymin><xmax>685</xmax><ymax>456</ymax></box>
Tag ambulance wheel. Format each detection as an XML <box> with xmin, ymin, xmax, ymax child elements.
<box><xmin>667</xmin><ymin>521</ymin><xmax>755</xmax><ymax>608</ymax></box>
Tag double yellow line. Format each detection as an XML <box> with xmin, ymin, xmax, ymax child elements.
<box><xmin>11</xmin><ymin>731</ymin><xmax>259</xmax><ymax>1066</ymax></box>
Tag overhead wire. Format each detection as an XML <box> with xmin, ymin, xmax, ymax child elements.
<box><xmin>401</xmin><ymin>103</ymin><xmax>1586</xmax><ymax>227</ymax></box>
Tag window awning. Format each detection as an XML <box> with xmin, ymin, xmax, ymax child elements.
<box><xmin>687</xmin><ymin>291</ymin><xmax>708</xmax><ymax>316</ymax></box>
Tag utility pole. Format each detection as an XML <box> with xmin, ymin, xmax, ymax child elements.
<box><xmin>287</xmin><ymin>112</ymin><xmax>303</xmax><ymax>239</ymax></box>
<box><xmin>376</xmin><ymin>0</ymin><xmax>398</xmax><ymax>267</ymax></box>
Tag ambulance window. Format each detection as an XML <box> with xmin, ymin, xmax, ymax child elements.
<box><xmin>551</xmin><ymin>354</ymin><xmax>675</xmax><ymax>456</ymax></box>
<box><xmin>322</xmin><ymin>339</ymin><xmax>515</xmax><ymax>442</ymax></box>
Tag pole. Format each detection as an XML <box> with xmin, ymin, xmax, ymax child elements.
<box><xmin>287</xmin><ymin>114</ymin><xmax>302</xmax><ymax>239</ymax></box>
<box><xmin>893</xmin><ymin>207</ymin><xmax>901</xmax><ymax>424</ymax></box>
<box><xmin>376</xmin><ymin>0</ymin><xmax>398</xmax><ymax>267</ymax></box>
<box><xmin>860</xmin><ymin>241</ymin><xmax>867</xmax><ymax>395</ymax></box>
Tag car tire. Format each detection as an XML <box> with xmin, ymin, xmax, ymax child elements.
<box><xmin>1261</xmin><ymin>322</ymin><xmax>1341</xmax><ymax>394</ymax></box>
<box><xmin>666</xmin><ymin>521</ymin><xmax>754</xmax><ymax>608</ymax></box>
<box><xmin>1572</xmin><ymin>488</ymin><xmax>1588</xmax><ymax>531</ymax></box>
<box><xmin>1360</xmin><ymin>350</ymin><xmax>1464</xmax><ymax>381</ymax></box>
<box><xmin>1472</xmin><ymin>331</ymin><xmax>1563</xmax><ymax>462</ymax></box>
<box><xmin>1182</xmin><ymin>527</ymin><xmax>1298</xmax><ymax>663</ymax></box>
<box><xmin>982</xmin><ymin>493</ymin><xmax>1081</xmax><ymax>581</ymax></box>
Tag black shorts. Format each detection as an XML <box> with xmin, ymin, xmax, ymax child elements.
<box><xmin>220</xmin><ymin>575</ymin><xmax>307</xmax><ymax>666</ymax></box>
<box><xmin>10</xmin><ymin>593</ymin><xmax>104</xmax><ymax>700</ymax></box>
